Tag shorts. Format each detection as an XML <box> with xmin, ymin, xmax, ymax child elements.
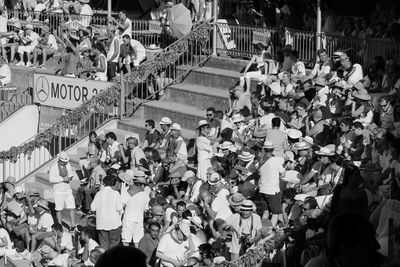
<box><xmin>54</xmin><ymin>190</ymin><xmax>76</xmax><ymax>211</ymax></box>
<box><xmin>33</xmin><ymin>47</ymin><xmax>58</xmax><ymax>55</ymax></box>
<box><xmin>121</xmin><ymin>221</ymin><xmax>144</xmax><ymax>244</ymax></box>
<box><xmin>18</xmin><ymin>45</ymin><xmax>35</xmax><ymax>54</ymax></box>
<box><xmin>262</xmin><ymin>192</ymin><xmax>282</xmax><ymax>215</ymax></box>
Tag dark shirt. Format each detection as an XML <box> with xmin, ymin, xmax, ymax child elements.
<box><xmin>138</xmin><ymin>233</ymin><xmax>159</xmax><ymax>264</ymax></box>
<box><xmin>145</xmin><ymin>129</ymin><xmax>160</xmax><ymax>147</ymax></box>
<box><xmin>119</xmin><ymin>43</ymin><xmax>134</xmax><ymax>58</ymax></box>
<box><xmin>350</xmin><ymin>135</ymin><xmax>364</xmax><ymax>161</ymax></box>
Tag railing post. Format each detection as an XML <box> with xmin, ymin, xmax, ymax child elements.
<box><xmin>316</xmin><ymin>0</ymin><xmax>322</xmax><ymax>51</ymax></box>
<box><xmin>212</xmin><ymin>0</ymin><xmax>218</xmax><ymax>56</ymax></box>
<box><xmin>58</xmin><ymin>125</ymin><xmax>62</xmax><ymax>154</ymax></box>
<box><xmin>120</xmin><ymin>71</ymin><xmax>125</xmax><ymax>119</ymax></box>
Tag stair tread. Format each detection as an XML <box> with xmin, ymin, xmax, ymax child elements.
<box><xmin>169</xmin><ymin>83</ymin><xmax>229</xmax><ymax>98</ymax></box>
<box><xmin>119</xmin><ymin>117</ymin><xmax>196</xmax><ymax>140</ymax></box>
<box><xmin>195</xmin><ymin>66</ymin><xmax>241</xmax><ymax>78</ymax></box>
<box><xmin>143</xmin><ymin>100</ymin><xmax>207</xmax><ymax>117</ymax></box>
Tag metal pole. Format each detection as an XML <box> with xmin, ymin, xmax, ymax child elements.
<box><xmin>120</xmin><ymin>71</ymin><xmax>125</xmax><ymax>119</ymax></box>
<box><xmin>212</xmin><ymin>0</ymin><xmax>218</xmax><ymax>56</ymax></box>
<box><xmin>316</xmin><ymin>0</ymin><xmax>322</xmax><ymax>50</ymax></box>
<box><xmin>108</xmin><ymin>0</ymin><xmax>112</xmax><ymax>18</ymax></box>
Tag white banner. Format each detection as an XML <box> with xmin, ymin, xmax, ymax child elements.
<box><xmin>252</xmin><ymin>30</ymin><xmax>271</xmax><ymax>46</ymax></box>
<box><xmin>149</xmin><ymin>20</ymin><xmax>163</xmax><ymax>34</ymax></box>
<box><xmin>33</xmin><ymin>74</ymin><xmax>113</xmax><ymax>109</ymax></box>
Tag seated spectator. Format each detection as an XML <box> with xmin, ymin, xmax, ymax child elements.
<box><xmin>91</xmin><ymin>43</ymin><xmax>107</xmax><ymax>81</ymax></box>
<box><xmin>138</xmin><ymin>221</ymin><xmax>161</xmax><ymax>266</ymax></box>
<box><xmin>0</xmin><ymin>57</ymin><xmax>11</xmax><ymax>86</ymax></box>
<box><xmin>32</xmin><ymin>25</ymin><xmax>58</xmax><ymax>68</ymax></box>
<box><xmin>16</xmin><ymin>24</ymin><xmax>40</xmax><ymax>67</ymax></box>
<box><xmin>130</xmin><ymin>38</ymin><xmax>146</xmax><ymax>67</ymax></box>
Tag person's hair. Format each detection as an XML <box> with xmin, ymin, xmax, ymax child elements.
<box><xmin>317</xmin><ymin>48</ymin><xmax>327</xmax><ymax>56</ymax></box>
<box><xmin>181</xmin><ymin>210</ymin><xmax>192</xmax><ymax>219</ymax></box>
<box><xmin>331</xmin><ymin>155</ymin><xmax>344</xmax><ymax>166</ymax></box>
<box><xmin>272</xmin><ymin>117</ymin><xmax>281</xmax><ymax>128</ymax></box>
<box><xmin>303</xmin><ymin>197</ymin><xmax>318</xmax><ymax>209</ymax></box>
<box><xmin>340</xmin><ymin>117</ymin><xmax>353</xmax><ymax>127</ymax></box>
<box><xmin>90</xmin><ymin>248</ymin><xmax>102</xmax><ymax>264</ymax></box>
<box><xmin>82</xmin><ymin>226</ymin><xmax>95</xmax><ymax>240</ymax></box>
<box><xmin>119</xmin><ymin>10</ymin><xmax>128</xmax><ymax>16</ymax></box>
<box><xmin>290</xmin><ymin>111</ymin><xmax>298</xmax><ymax>117</ymax></box>
<box><xmin>176</xmin><ymin>201</ymin><xmax>186</xmax><ymax>209</ymax></box>
<box><xmin>342</xmin><ymin>164</ymin><xmax>362</xmax><ymax>188</ymax></box>
<box><xmin>296</xmin><ymin>102</ymin><xmax>307</xmax><ymax>110</ymax></box>
<box><xmin>95</xmin><ymin>246</ymin><xmax>146</xmax><ymax>267</ymax></box>
<box><xmin>251</xmin><ymin>92</ymin><xmax>261</xmax><ymax>101</ymax></box>
<box><xmin>289</xmin><ymin>50</ymin><xmax>299</xmax><ymax>59</ymax></box>
<box><xmin>92</xmin><ymin>43</ymin><xmax>106</xmax><ymax>55</ymax></box>
<box><xmin>352</xmin><ymin>121</ymin><xmax>364</xmax><ymax>130</ymax></box>
<box><xmin>148</xmin><ymin>221</ymin><xmax>161</xmax><ymax>230</ymax></box>
<box><xmin>105</xmin><ymin>132</ymin><xmax>117</xmax><ymax>141</ymax></box>
<box><xmin>103</xmin><ymin>175</ymin><xmax>117</xmax><ymax>187</ymax></box>
<box><xmin>215</xmin><ymin>110</ymin><xmax>224</xmax><ymax>119</ymax></box>
<box><xmin>151</xmin><ymin>152</ymin><xmax>162</xmax><ymax>164</ymax></box>
<box><xmin>106</xmin><ymin>168</ymin><xmax>118</xmax><ymax>178</ymax></box>
<box><xmin>122</xmin><ymin>34</ymin><xmax>131</xmax><ymax>40</ymax></box>
<box><xmin>89</xmin><ymin>131</ymin><xmax>97</xmax><ymax>139</ymax></box>
<box><xmin>379</xmin><ymin>95</ymin><xmax>389</xmax><ymax>103</ymax></box>
<box><xmin>239</xmin><ymin>106</ymin><xmax>251</xmax><ymax>117</ymax></box>
<box><xmin>206</xmin><ymin>107</ymin><xmax>216</xmax><ymax>113</ymax></box>
<box><xmin>282</xmin><ymin>189</ymin><xmax>296</xmax><ymax>201</ymax></box>
<box><xmin>127</xmin><ymin>137</ymin><xmax>139</xmax><ymax>146</ymax></box>
<box><xmin>52</xmin><ymin>223</ymin><xmax>63</xmax><ymax>232</ymax></box>
<box><xmin>145</xmin><ymin>119</ymin><xmax>155</xmax><ymax>128</ymax></box>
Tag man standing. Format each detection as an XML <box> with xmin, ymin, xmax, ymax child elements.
<box><xmin>110</xmin><ymin>10</ymin><xmax>132</xmax><ymax>39</ymax></box>
<box><xmin>106</xmin><ymin>27</ymin><xmax>120</xmax><ymax>81</ymax></box>
<box><xmin>91</xmin><ymin>175</ymin><xmax>123</xmax><ymax>250</ymax></box>
<box><xmin>156</xmin><ymin>117</ymin><xmax>172</xmax><ymax>150</ymax></box>
<box><xmin>142</xmin><ymin>119</ymin><xmax>160</xmax><ymax>149</ymax></box>
<box><xmin>266</xmin><ymin>117</ymin><xmax>288</xmax><ymax>159</ymax></box>
<box><xmin>259</xmin><ymin>140</ymin><xmax>285</xmax><ymax>228</ymax></box>
<box><xmin>49</xmin><ymin>152</ymin><xmax>75</xmax><ymax>230</ymax></box>
<box><xmin>138</xmin><ymin>221</ymin><xmax>161</xmax><ymax>266</ymax></box>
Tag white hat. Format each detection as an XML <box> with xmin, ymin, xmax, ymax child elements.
<box><xmin>294</xmin><ymin>193</ymin><xmax>309</xmax><ymax>202</ymax></box>
<box><xmin>219</xmin><ymin>141</ymin><xmax>235</xmax><ymax>151</ymax></box>
<box><xmin>25</xmin><ymin>23</ymin><xmax>34</xmax><ymax>30</ymax></box>
<box><xmin>213</xmin><ymin>257</ymin><xmax>226</xmax><ymax>264</ymax></box>
<box><xmin>231</xmin><ymin>114</ymin><xmax>244</xmax><ymax>123</ymax></box>
<box><xmin>148</xmin><ymin>44</ymin><xmax>160</xmax><ymax>50</ymax></box>
<box><xmin>352</xmin><ymin>88</ymin><xmax>371</xmax><ymax>101</ymax></box>
<box><xmin>111</xmin><ymin>163</ymin><xmax>121</xmax><ymax>170</ymax></box>
<box><xmin>302</xmin><ymin>136</ymin><xmax>314</xmax><ymax>145</ymax></box>
<box><xmin>57</xmin><ymin>151</ymin><xmax>69</xmax><ymax>162</ymax></box>
<box><xmin>315</xmin><ymin>146</ymin><xmax>335</xmax><ymax>156</ymax></box>
<box><xmin>177</xmin><ymin>221</ymin><xmax>191</xmax><ymax>237</ymax></box>
<box><xmin>282</xmin><ymin>170</ymin><xmax>302</xmax><ymax>184</ymax></box>
<box><xmin>263</xmin><ymin>139</ymin><xmax>274</xmax><ymax>150</ymax></box>
<box><xmin>181</xmin><ymin>170</ymin><xmax>195</xmax><ymax>182</ymax></box>
<box><xmin>269</xmin><ymin>81</ymin><xmax>281</xmax><ymax>95</ymax></box>
<box><xmin>240</xmin><ymin>199</ymin><xmax>254</xmax><ymax>211</ymax></box>
<box><xmin>118</xmin><ymin>170</ymin><xmax>135</xmax><ymax>185</ymax></box>
<box><xmin>286</xmin><ymin>129</ymin><xmax>302</xmax><ymax>139</ymax></box>
<box><xmin>208</xmin><ymin>172</ymin><xmax>221</xmax><ymax>185</ymax></box>
<box><xmin>190</xmin><ymin>216</ymin><xmax>203</xmax><ymax>229</ymax></box>
<box><xmin>160</xmin><ymin>117</ymin><xmax>172</xmax><ymax>125</ymax></box>
<box><xmin>237</xmin><ymin>150</ymin><xmax>255</xmax><ymax>162</ymax></box>
<box><xmin>294</xmin><ymin>141</ymin><xmax>310</xmax><ymax>150</ymax></box>
<box><xmin>197</xmin><ymin>120</ymin><xmax>209</xmax><ymax>129</ymax></box>
<box><xmin>170</xmin><ymin>123</ymin><xmax>181</xmax><ymax>131</ymax></box>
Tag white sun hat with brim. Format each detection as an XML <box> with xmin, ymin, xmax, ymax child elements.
<box><xmin>240</xmin><ymin>199</ymin><xmax>254</xmax><ymax>211</ymax></box>
<box><xmin>189</xmin><ymin>216</ymin><xmax>203</xmax><ymax>229</ymax></box>
<box><xmin>181</xmin><ymin>170</ymin><xmax>195</xmax><ymax>182</ymax></box>
<box><xmin>353</xmin><ymin>88</ymin><xmax>371</xmax><ymax>101</ymax></box>
<box><xmin>170</xmin><ymin>123</ymin><xmax>182</xmax><ymax>131</ymax></box>
<box><xmin>118</xmin><ymin>170</ymin><xmax>134</xmax><ymax>186</ymax></box>
<box><xmin>57</xmin><ymin>151</ymin><xmax>69</xmax><ymax>163</ymax></box>
<box><xmin>160</xmin><ymin>117</ymin><xmax>172</xmax><ymax>125</ymax></box>
<box><xmin>197</xmin><ymin>120</ymin><xmax>209</xmax><ymax>129</ymax></box>
<box><xmin>315</xmin><ymin>146</ymin><xmax>335</xmax><ymax>156</ymax></box>
<box><xmin>208</xmin><ymin>172</ymin><xmax>221</xmax><ymax>185</ymax></box>
<box><xmin>228</xmin><ymin>193</ymin><xmax>244</xmax><ymax>207</ymax></box>
<box><xmin>177</xmin><ymin>221</ymin><xmax>191</xmax><ymax>237</ymax></box>
<box><xmin>269</xmin><ymin>81</ymin><xmax>281</xmax><ymax>95</ymax></box>
<box><xmin>219</xmin><ymin>141</ymin><xmax>235</xmax><ymax>151</ymax></box>
<box><xmin>315</xmin><ymin>195</ymin><xmax>333</xmax><ymax>209</ymax></box>
<box><xmin>294</xmin><ymin>193</ymin><xmax>309</xmax><ymax>202</ymax></box>
<box><xmin>231</xmin><ymin>114</ymin><xmax>244</xmax><ymax>123</ymax></box>
<box><xmin>286</xmin><ymin>128</ymin><xmax>303</xmax><ymax>139</ymax></box>
<box><xmin>294</xmin><ymin>141</ymin><xmax>310</xmax><ymax>150</ymax></box>
<box><xmin>237</xmin><ymin>149</ymin><xmax>255</xmax><ymax>162</ymax></box>
<box><xmin>301</xmin><ymin>136</ymin><xmax>314</xmax><ymax>145</ymax></box>
<box><xmin>263</xmin><ymin>139</ymin><xmax>274</xmax><ymax>150</ymax></box>
<box><xmin>282</xmin><ymin>170</ymin><xmax>302</xmax><ymax>184</ymax></box>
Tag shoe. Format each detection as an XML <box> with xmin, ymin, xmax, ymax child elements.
<box><xmin>15</xmin><ymin>61</ymin><xmax>25</xmax><ymax>67</ymax></box>
<box><xmin>26</xmin><ymin>61</ymin><xmax>33</xmax><ymax>67</ymax></box>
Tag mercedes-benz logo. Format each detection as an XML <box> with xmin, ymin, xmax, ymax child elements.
<box><xmin>35</xmin><ymin>76</ymin><xmax>50</xmax><ymax>102</ymax></box>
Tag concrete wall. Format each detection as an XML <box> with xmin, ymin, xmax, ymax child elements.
<box><xmin>0</xmin><ymin>105</ymin><xmax>39</xmax><ymax>151</ymax></box>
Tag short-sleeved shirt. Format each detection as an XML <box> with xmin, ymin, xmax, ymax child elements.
<box><xmin>145</xmin><ymin>129</ymin><xmax>160</xmax><ymax>147</ymax></box>
<box><xmin>259</xmin><ymin>157</ymin><xmax>285</xmax><ymax>195</ymax></box>
<box><xmin>38</xmin><ymin>211</ymin><xmax>54</xmax><ymax>232</ymax></box>
<box><xmin>211</xmin><ymin>195</ymin><xmax>233</xmax><ymax>221</ymax></box>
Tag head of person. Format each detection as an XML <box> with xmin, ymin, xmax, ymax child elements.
<box><xmin>151</xmin><ymin>204</ymin><xmax>165</xmax><ymax>223</ymax></box>
<box><xmin>302</xmin><ymin>196</ymin><xmax>318</xmax><ymax>211</ymax></box>
<box><xmin>91</xmin><ymin>43</ymin><xmax>106</xmax><ymax>56</ymax></box>
<box><xmin>89</xmin><ymin>157</ymin><xmax>101</xmax><ymax>169</ymax></box>
<box><xmin>296</xmin><ymin>102</ymin><xmax>307</xmax><ymax>116</ymax></box>
<box><xmin>57</xmin><ymin>151</ymin><xmax>69</xmax><ymax>166</ymax></box>
<box><xmin>150</xmin><ymin>150</ymin><xmax>161</xmax><ymax>165</ymax></box>
<box><xmin>89</xmin><ymin>248</ymin><xmax>102</xmax><ymax>265</ymax></box>
<box><xmin>24</xmin><ymin>24</ymin><xmax>33</xmax><ymax>34</ymax></box>
<box><xmin>147</xmin><ymin>221</ymin><xmax>161</xmax><ymax>239</ymax></box>
<box><xmin>327</xmin><ymin>212</ymin><xmax>381</xmax><ymax>267</ymax></box>
<box><xmin>254</xmin><ymin>42</ymin><xmax>265</xmax><ymax>53</ymax></box>
<box><xmin>89</xmin><ymin>131</ymin><xmax>97</xmax><ymax>143</ymax></box>
<box><xmin>271</xmin><ymin>117</ymin><xmax>281</xmax><ymax>129</ymax></box>
<box><xmin>51</xmin><ymin>223</ymin><xmax>63</xmax><ymax>238</ymax></box>
<box><xmin>317</xmin><ymin>48</ymin><xmax>328</xmax><ymax>62</ymax></box>
<box><xmin>352</xmin><ymin>122</ymin><xmax>364</xmax><ymax>136</ymax></box>
<box><xmin>95</xmin><ymin>246</ymin><xmax>147</xmax><ymax>267</ymax></box>
<box><xmin>170</xmin><ymin>123</ymin><xmax>181</xmax><ymax>138</ymax></box>
<box><xmin>331</xmin><ymin>155</ymin><xmax>343</xmax><ymax>172</ymax></box>
<box><xmin>232</xmin><ymin>85</ymin><xmax>245</xmax><ymax>98</ymax></box>
<box><xmin>311</xmin><ymin>107</ymin><xmax>323</xmax><ymax>123</ymax></box>
<box><xmin>126</xmin><ymin>137</ymin><xmax>139</xmax><ymax>149</ymax></box>
<box><xmin>343</xmin><ymin>164</ymin><xmax>363</xmax><ymax>188</ymax></box>
<box><xmin>340</xmin><ymin>118</ymin><xmax>353</xmax><ymax>133</ymax></box>
<box><xmin>145</xmin><ymin>119</ymin><xmax>155</xmax><ymax>131</ymax></box>
<box><xmin>102</xmin><ymin>175</ymin><xmax>117</xmax><ymax>187</ymax></box>
<box><xmin>176</xmin><ymin>201</ymin><xmax>186</xmax><ymax>217</ymax></box>
<box><xmin>250</xmin><ymin>92</ymin><xmax>261</xmax><ymax>106</ymax></box>
<box><xmin>105</xmin><ymin>132</ymin><xmax>117</xmax><ymax>145</ymax></box>
<box><xmin>197</xmin><ymin>120</ymin><xmax>210</xmax><ymax>136</ymax></box>
<box><xmin>160</xmin><ymin>117</ymin><xmax>172</xmax><ymax>131</ymax></box>
<box><xmin>282</xmin><ymin>188</ymin><xmax>296</xmax><ymax>205</ymax></box>
<box><xmin>240</xmin><ymin>200</ymin><xmax>254</xmax><ymax>219</ymax></box>
<box><xmin>81</xmin><ymin>226</ymin><xmax>95</xmax><ymax>242</ymax></box>
<box><xmin>289</xmin><ymin>50</ymin><xmax>299</xmax><ymax>62</ymax></box>
<box><xmin>118</xmin><ymin>10</ymin><xmax>128</xmax><ymax>20</ymax></box>
<box><xmin>277</xmin><ymin>97</ymin><xmax>289</xmax><ymax>111</ymax></box>
<box><xmin>281</xmin><ymin>71</ymin><xmax>291</xmax><ymax>85</ymax></box>
<box><xmin>122</xmin><ymin>34</ymin><xmax>131</xmax><ymax>45</ymax></box>
<box><xmin>340</xmin><ymin>54</ymin><xmax>352</xmax><ymax>69</ymax></box>
<box><xmin>206</xmin><ymin>107</ymin><xmax>216</xmax><ymax>121</ymax></box>
<box><xmin>379</xmin><ymin>96</ymin><xmax>391</xmax><ymax>112</ymax></box>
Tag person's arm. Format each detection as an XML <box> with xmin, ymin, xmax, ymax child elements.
<box><xmin>351</xmin><ymin>102</ymin><xmax>364</xmax><ymax>118</ymax></box>
<box><xmin>203</xmin><ymin>202</ymin><xmax>217</xmax><ymax>219</ymax></box>
<box><xmin>81</xmin><ymin>239</ymin><xmax>90</xmax><ymax>262</ymax></box>
<box><xmin>156</xmin><ymin>251</ymin><xmax>183</xmax><ymax>267</ymax></box>
<box><xmin>306</xmin><ymin>121</ymin><xmax>323</xmax><ymax>137</ymax></box>
<box><xmin>242</xmin><ymin>55</ymin><xmax>256</xmax><ymax>74</ymax></box>
<box><xmin>109</xmin><ymin>17</ymin><xmax>129</xmax><ymax>31</ymax></box>
<box><xmin>302</xmin><ymin>169</ymin><xmax>318</xmax><ymax>184</ymax></box>
<box><xmin>92</xmin><ymin>55</ymin><xmax>106</xmax><ymax>72</ymax></box>
<box><xmin>174</xmin><ymin>139</ymin><xmax>183</xmax><ymax>155</ymax></box>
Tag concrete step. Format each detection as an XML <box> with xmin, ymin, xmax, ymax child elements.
<box><xmin>204</xmin><ymin>56</ymin><xmax>248</xmax><ymax>72</ymax></box>
<box><xmin>184</xmin><ymin>66</ymin><xmax>257</xmax><ymax>91</ymax></box>
<box><xmin>117</xmin><ymin>117</ymin><xmax>196</xmax><ymax>143</ymax></box>
<box><xmin>166</xmin><ymin>83</ymin><xmax>230</xmax><ymax>111</ymax></box>
<box><xmin>24</xmin><ymin>180</ymin><xmax>54</xmax><ymax>201</ymax></box>
<box><xmin>34</xmin><ymin>171</ymin><xmax>81</xmax><ymax>192</ymax></box>
<box><xmin>135</xmin><ymin>100</ymin><xmax>206</xmax><ymax>131</ymax></box>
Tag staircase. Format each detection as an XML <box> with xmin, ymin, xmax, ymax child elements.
<box><xmin>19</xmin><ymin>56</ymin><xmax>253</xmax><ymax>226</ymax></box>
<box><xmin>0</xmin><ymin>87</ymin><xmax>32</xmax><ymax>122</ymax></box>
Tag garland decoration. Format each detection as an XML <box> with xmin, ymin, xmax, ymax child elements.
<box><xmin>0</xmin><ymin>21</ymin><xmax>212</xmax><ymax>164</ymax></box>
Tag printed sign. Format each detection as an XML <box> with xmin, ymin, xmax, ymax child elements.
<box><xmin>33</xmin><ymin>74</ymin><xmax>112</xmax><ymax>109</ymax></box>
<box><xmin>217</xmin><ymin>19</ymin><xmax>236</xmax><ymax>50</ymax></box>
<box><xmin>252</xmin><ymin>30</ymin><xmax>271</xmax><ymax>46</ymax></box>
<box><xmin>149</xmin><ymin>20</ymin><xmax>163</xmax><ymax>34</ymax></box>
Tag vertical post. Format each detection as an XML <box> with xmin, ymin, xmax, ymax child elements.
<box><xmin>120</xmin><ymin>71</ymin><xmax>125</xmax><ymax>119</ymax></box>
<box><xmin>316</xmin><ymin>0</ymin><xmax>322</xmax><ymax>50</ymax></box>
<box><xmin>107</xmin><ymin>0</ymin><xmax>112</xmax><ymax>31</ymax></box>
<box><xmin>58</xmin><ymin>125</ymin><xmax>62</xmax><ymax>154</ymax></box>
<box><xmin>212</xmin><ymin>0</ymin><xmax>218</xmax><ymax>56</ymax></box>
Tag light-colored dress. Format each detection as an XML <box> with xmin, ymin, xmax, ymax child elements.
<box><xmin>196</xmin><ymin>135</ymin><xmax>212</xmax><ymax>181</ymax></box>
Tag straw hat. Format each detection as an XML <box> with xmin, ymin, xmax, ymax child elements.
<box><xmin>286</xmin><ymin>128</ymin><xmax>302</xmax><ymax>139</ymax></box>
<box><xmin>333</xmin><ymin>51</ymin><xmax>344</xmax><ymax>60</ymax></box>
<box><xmin>231</xmin><ymin>114</ymin><xmax>244</xmax><ymax>123</ymax></box>
<box><xmin>339</xmin><ymin>53</ymin><xmax>349</xmax><ymax>62</ymax></box>
<box><xmin>189</xmin><ymin>216</ymin><xmax>203</xmax><ymax>229</ymax></box>
<box><xmin>263</xmin><ymin>139</ymin><xmax>274</xmax><ymax>150</ymax></box>
<box><xmin>294</xmin><ymin>193</ymin><xmax>309</xmax><ymax>202</ymax></box>
<box><xmin>4</xmin><ymin>176</ymin><xmax>16</xmax><ymax>186</ymax></box>
<box><xmin>314</xmin><ymin>77</ymin><xmax>326</xmax><ymax>87</ymax></box>
<box><xmin>79</xmin><ymin>0</ymin><xmax>90</xmax><ymax>3</ymax></box>
<box><xmin>177</xmin><ymin>221</ymin><xmax>191</xmax><ymax>237</ymax></box>
<box><xmin>133</xmin><ymin>170</ymin><xmax>148</xmax><ymax>184</ymax></box>
<box><xmin>353</xmin><ymin>81</ymin><xmax>365</xmax><ymax>91</ymax></box>
<box><xmin>208</xmin><ymin>173</ymin><xmax>221</xmax><ymax>185</ymax></box>
<box><xmin>229</xmin><ymin>193</ymin><xmax>244</xmax><ymax>207</ymax></box>
<box><xmin>79</xmin><ymin>26</ymin><xmax>90</xmax><ymax>34</ymax></box>
<box><xmin>315</xmin><ymin>146</ymin><xmax>335</xmax><ymax>156</ymax></box>
<box><xmin>36</xmin><ymin>199</ymin><xmax>50</xmax><ymax>210</ymax></box>
<box><xmin>237</xmin><ymin>149</ymin><xmax>255</xmax><ymax>162</ymax></box>
<box><xmin>160</xmin><ymin>117</ymin><xmax>172</xmax><ymax>125</ymax></box>
<box><xmin>197</xmin><ymin>120</ymin><xmax>209</xmax><ymax>129</ymax></box>
<box><xmin>352</xmin><ymin>88</ymin><xmax>371</xmax><ymax>101</ymax></box>
<box><xmin>181</xmin><ymin>170</ymin><xmax>195</xmax><ymax>182</ymax></box>
<box><xmin>170</xmin><ymin>123</ymin><xmax>181</xmax><ymax>131</ymax></box>
<box><xmin>57</xmin><ymin>151</ymin><xmax>69</xmax><ymax>162</ymax></box>
<box><xmin>301</xmin><ymin>136</ymin><xmax>314</xmax><ymax>145</ymax></box>
<box><xmin>118</xmin><ymin>170</ymin><xmax>135</xmax><ymax>185</ymax></box>
<box><xmin>219</xmin><ymin>141</ymin><xmax>235</xmax><ymax>151</ymax></box>
<box><xmin>294</xmin><ymin>141</ymin><xmax>310</xmax><ymax>150</ymax></box>
<box><xmin>269</xmin><ymin>81</ymin><xmax>281</xmax><ymax>95</ymax></box>
<box><xmin>240</xmin><ymin>199</ymin><xmax>254</xmax><ymax>211</ymax></box>
<box><xmin>97</xmin><ymin>134</ymin><xmax>106</xmax><ymax>142</ymax></box>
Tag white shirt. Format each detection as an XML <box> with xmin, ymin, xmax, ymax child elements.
<box><xmin>123</xmin><ymin>190</ymin><xmax>149</xmax><ymax>223</ymax></box>
<box><xmin>291</xmin><ymin>61</ymin><xmax>306</xmax><ymax>76</ymax></box>
<box><xmin>34</xmin><ymin>3</ymin><xmax>46</xmax><ymax>11</ymax></box>
<box><xmin>121</xmin><ymin>18</ymin><xmax>132</xmax><ymax>39</ymax></box>
<box><xmin>49</xmin><ymin>163</ymin><xmax>73</xmax><ymax>192</ymax></box>
<box><xmin>0</xmin><ymin>64</ymin><xmax>11</xmax><ymax>86</ymax></box>
<box><xmin>186</xmin><ymin>180</ymin><xmax>203</xmax><ymax>202</ymax></box>
<box><xmin>211</xmin><ymin>194</ymin><xmax>233</xmax><ymax>221</ymax></box>
<box><xmin>131</xmin><ymin>39</ymin><xmax>146</xmax><ymax>63</ymax></box>
<box><xmin>342</xmin><ymin>63</ymin><xmax>363</xmax><ymax>89</ymax></box>
<box><xmin>91</xmin><ymin>187</ymin><xmax>123</xmax><ymax>231</ymax></box>
<box><xmin>0</xmin><ymin>228</ymin><xmax>12</xmax><ymax>249</ymax></box>
<box><xmin>46</xmin><ymin>34</ymin><xmax>58</xmax><ymax>50</ymax></box>
<box><xmin>23</xmin><ymin>31</ymin><xmax>40</xmax><ymax>48</ymax></box>
<box><xmin>78</xmin><ymin>238</ymin><xmax>98</xmax><ymax>255</ymax></box>
<box><xmin>0</xmin><ymin>15</ymin><xmax>7</xmax><ymax>33</ymax></box>
<box><xmin>314</xmin><ymin>86</ymin><xmax>330</xmax><ymax>107</ymax></box>
<box><xmin>106</xmin><ymin>36</ymin><xmax>120</xmax><ymax>63</ymax></box>
<box><xmin>259</xmin><ymin>157</ymin><xmax>285</xmax><ymax>195</ymax></box>
<box><xmin>38</xmin><ymin>211</ymin><xmax>54</xmax><ymax>232</ymax></box>
<box><xmin>107</xmin><ymin>141</ymin><xmax>120</xmax><ymax>160</ymax></box>
<box><xmin>60</xmin><ymin>232</ymin><xmax>74</xmax><ymax>251</ymax></box>
<box><xmin>311</xmin><ymin>61</ymin><xmax>331</xmax><ymax>77</ymax></box>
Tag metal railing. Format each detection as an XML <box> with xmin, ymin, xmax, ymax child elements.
<box><xmin>0</xmin><ymin>87</ymin><xmax>32</xmax><ymax>123</ymax></box>
<box><xmin>125</xmin><ymin>20</ymin><xmax>213</xmax><ymax>112</ymax></box>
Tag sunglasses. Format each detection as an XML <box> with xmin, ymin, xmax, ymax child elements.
<box><xmin>206</xmin><ymin>113</ymin><xmax>213</xmax><ymax>117</ymax></box>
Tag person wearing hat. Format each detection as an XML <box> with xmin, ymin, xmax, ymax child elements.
<box><xmin>168</xmin><ymin>123</ymin><xmax>188</xmax><ymax>163</ymax></box>
<box><xmin>196</xmin><ymin>120</ymin><xmax>212</xmax><ymax>181</ymax></box>
<box><xmin>228</xmin><ymin>193</ymin><xmax>245</xmax><ymax>213</ymax></box>
<box><xmin>305</xmin><ymin>106</ymin><xmax>331</xmax><ymax>147</ymax></box>
<box><xmin>259</xmin><ymin>139</ymin><xmax>286</xmax><ymax>228</ymax></box>
<box><xmin>15</xmin><ymin>23</ymin><xmax>40</xmax><ymax>67</ymax></box>
<box><xmin>310</xmin><ymin>76</ymin><xmax>330</xmax><ymax>108</ymax></box>
<box><xmin>225</xmin><ymin>199</ymin><xmax>262</xmax><ymax>259</ymax></box>
<box><xmin>5</xmin><ymin>21</ymin><xmax>23</xmax><ymax>64</ymax></box>
<box><xmin>337</xmin><ymin>53</ymin><xmax>364</xmax><ymax>89</ymax></box>
<box><xmin>200</xmin><ymin>187</ymin><xmax>232</xmax><ymax>222</ymax></box>
<box><xmin>311</xmin><ymin>48</ymin><xmax>334</xmax><ymax>79</ymax></box>
<box><xmin>229</xmin><ymin>85</ymin><xmax>252</xmax><ymax>116</ymax></box>
<box><xmin>75</xmin><ymin>156</ymin><xmax>105</xmax><ymax>213</ymax></box>
<box><xmin>293</xmin><ymin>141</ymin><xmax>312</xmax><ymax>174</ymax></box>
<box><xmin>182</xmin><ymin>170</ymin><xmax>203</xmax><ymax>203</ymax></box>
<box><xmin>78</xmin><ymin>44</ymin><xmax>94</xmax><ymax>79</ymax></box>
<box><xmin>156</xmin><ymin>220</ymin><xmax>201</xmax><ymax>267</ymax></box>
<box><xmin>122</xmin><ymin>170</ymin><xmax>150</xmax><ymax>247</ymax></box>
<box><xmin>348</xmin><ymin>87</ymin><xmax>374</xmax><ymax>126</ymax></box>
<box><xmin>49</xmin><ymin>151</ymin><xmax>76</xmax><ymax>230</ymax></box>
<box><xmin>156</xmin><ymin>117</ymin><xmax>172</xmax><ymax>150</ymax></box>
<box><xmin>32</xmin><ymin>25</ymin><xmax>58</xmax><ymax>68</ymax></box>
<box><xmin>235</xmin><ymin>149</ymin><xmax>258</xmax><ymax>199</ymax></box>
